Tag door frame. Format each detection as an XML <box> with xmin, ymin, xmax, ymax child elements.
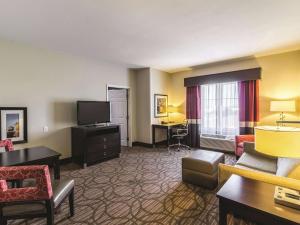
<box><xmin>106</xmin><ymin>84</ymin><xmax>131</xmax><ymax>147</ymax></box>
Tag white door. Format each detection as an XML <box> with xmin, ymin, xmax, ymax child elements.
<box><xmin>108</xmin><ymin>89</ymin><xmax>128</xmax><ymax>146</ymax></box>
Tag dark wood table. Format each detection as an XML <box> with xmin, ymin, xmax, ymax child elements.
<box><xmin>0</xmin><ymin>146</ymin><xmax>61</xmax><ymax>179</ymax></box>
<box><xmin>152</xmin><ymin>123</ymin><xmax>184</xmax><ymax>148</ymax></box>
<box><xmin>217</xmin><ymin>175</ymin><xmax>300</xmax><ymax>225</ymax></box>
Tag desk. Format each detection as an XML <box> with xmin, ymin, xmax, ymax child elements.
<box><xmin>0</xmin><ymin>146</ymin><xmax>61</xmax><ymax>179</ymax></box>
<box><xmin>152</xmin><ymin>123</ymin><xmax>184</xmax><ymax>148</ymax></box>
<box><xmin>217</xmin><ymin>175</ymin><xmax>300</xmax><ymax>225</ymax></box>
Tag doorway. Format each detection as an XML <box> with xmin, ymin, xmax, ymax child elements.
<box><xmin>107</xmin><ymin>86</ymin><xmax>129</xmax><ymax>147</ymax></box>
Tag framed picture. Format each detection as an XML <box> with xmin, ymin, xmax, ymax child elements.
<box><xmin>154</xmin><ymin>94</ymin><xmax>168</xmax><ymax>118</ymax></box>
<box><xmin>0</xmin><ymin>107</ymin><xmax>28</xmax><ymax>144</ymax></box>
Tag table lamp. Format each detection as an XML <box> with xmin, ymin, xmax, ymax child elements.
<box><xmin>270</xmin><ymin>100</ymin><xmax>296</xmax><ymax>122</ymax></box>
<box><xmin>167</xmin><ymin>105</ymin><xmax>178</xmax><ymax>123</ymax></box>
<box><xmin>219</xmin><ymin>126</ymin><xmax>300</xmax><ymax>209</ymax></box>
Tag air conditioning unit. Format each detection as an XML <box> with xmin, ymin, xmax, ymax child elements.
<box><xmin>200</xmin><ymin>134</ymin><xmax>235</xmax><ymax>153</ymax></box>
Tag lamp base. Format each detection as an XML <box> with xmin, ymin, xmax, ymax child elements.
<box><xmin>274</xmin><ymin>186</ymin><xmax>300</xmax><ymax>210</ymax></box>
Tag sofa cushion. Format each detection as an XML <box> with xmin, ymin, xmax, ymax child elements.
<box><xmin>236</xmin><ymin>152</ymin><xmax>277</xmax><ymax>174</ymax></box>
<box><xmin>276</xmin><ymin>158</ymin><xmax>300</xmax><ymax>179</ymax></box>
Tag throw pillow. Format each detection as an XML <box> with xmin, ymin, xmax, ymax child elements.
<box><xmin>276</xmin><ymin>157</ymin><xmax>300</xmax><ymax>179</ymax></box>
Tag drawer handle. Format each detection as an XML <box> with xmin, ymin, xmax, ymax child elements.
<box><xmin>103</xmin><ymin>138</ymin><xmax>107</xmax><ymax>142</ymax></box>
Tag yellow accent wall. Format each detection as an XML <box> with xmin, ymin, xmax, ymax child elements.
<box><xmin>169</xmin><ymin>50</ymin><xmax>300</xmax><ymax>126</ymax></box>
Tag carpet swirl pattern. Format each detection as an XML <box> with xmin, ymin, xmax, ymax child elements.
<box><xmin>9</xmin><ymin>147</ymin><xmax>253</xmax><ymax>225</ymax></box>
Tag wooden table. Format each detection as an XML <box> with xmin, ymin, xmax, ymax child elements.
<box><xmin>217</xmin><ymin>175</ymin><xmax>300</xmax><ymax>225</ymax></box>
<box><xmin>152</xmin><ymin>123</ymin><xmax>184</xmax><ymax>148</ymax></box>
<box><xmin>0</xmin><ymin>146</ymin><xmax>61</xmax><ymax>179</ymax></box>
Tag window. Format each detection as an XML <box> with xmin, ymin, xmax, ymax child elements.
<box><xmin>201</xmin><ymin>82</ymin><xmax>239</xmax><ymax>137</ymax></box>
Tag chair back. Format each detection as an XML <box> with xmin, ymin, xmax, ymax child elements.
<box><xmin>174</xmin><ymin>120</ymin><xmax>189</xmax><ymax>136</ymax></box>
<box><xmin>181</xmin><ymin>120</ymin><xmax>189</xmax><ymax>135</ymax></box>
<box><xmin>0</xmin><ymin>165</ymin><xmax>53</xmax><ymax>203</ymax></box>
<box><xmin>0</xmin><ymin>139</ymin><xmax>14</xmax><ymax>152</ymax></box>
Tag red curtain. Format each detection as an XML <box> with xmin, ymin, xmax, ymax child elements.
<box><xmin>238</xmin><ymin>80</ymin><xmax>259</xmax><ymax>134</ymax></box>
<box><xmin>186</xmin><ymin>86</ymin><xmax>201</xmax><ymax>147</ymax></box>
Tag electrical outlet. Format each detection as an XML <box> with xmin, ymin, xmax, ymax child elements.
<box><xmin>43</xmin><ymin>126</ymin><xmax>49</xmax><ymax>133</ymax></box>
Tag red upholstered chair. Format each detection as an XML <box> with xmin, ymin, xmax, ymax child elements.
<box><xmin>0</xmin><ymin>165</ymin><xmax>74</xmax><ymax>225</ymax></box>
<box><xmin>235</xmin><ymin>135</ymin><xmax>255</xmax><ymax>159</ymax></box>
<box><xmin>0</xmin><ymin>139</ymin><xmax>14</xmax><ymax>152</ymax></box>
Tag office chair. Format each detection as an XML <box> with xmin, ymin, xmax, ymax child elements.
<box><xmin>168</xmin><ymin>120</ymin><xmax>191</xmax><ymax>151</ymax></box>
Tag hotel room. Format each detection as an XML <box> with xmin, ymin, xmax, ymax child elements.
<box><xmin>0</xmin><ymin>1</ymin><xmax>300</xmax><ymax>225</ymax></box>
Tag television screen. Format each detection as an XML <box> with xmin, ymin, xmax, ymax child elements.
<box><xmin>77</xmin><ymin>101</ymin><xmax>110</xmax><ymax>125</ymax></box>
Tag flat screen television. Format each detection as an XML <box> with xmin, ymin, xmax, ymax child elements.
<box><xmin>77</xmin><ymin>101</ymin><xmax>110</xmax><ymax>125</ymax></box>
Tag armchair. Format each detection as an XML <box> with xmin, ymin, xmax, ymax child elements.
<box><xmin>0</xmin><ymin>165</ymin><xmax>74</xmax><ymax>225</ymax></box>
<box><xmin>235</xmin><ymin>135</ymin><xmax>255</xmax><ymax>159</ymax></box>
<box><xmin>0</xmin><ymin>139</ymin><xmax>14</xmax><ymax>152</ymax></box>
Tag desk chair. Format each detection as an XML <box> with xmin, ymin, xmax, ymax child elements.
<box><xmin>168</xmin><ymin>121</ymin><xmax>191</xmax><ymax>151</ymax></box>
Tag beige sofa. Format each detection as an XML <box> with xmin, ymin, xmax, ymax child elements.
<box><xmin>236</xmin><ymin>142</ymin><xmax>300</xmax><ymax>179</ymax></box>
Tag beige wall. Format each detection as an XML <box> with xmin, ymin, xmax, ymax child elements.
<box><xmin>169</xmin><ymin>50</ymin><xmax>300</xmax><ymax>125</ymax></box>
<box><xmin>134</xmin><ymin>68</ymin><xmax>171</xmax><ymax>144</ymax></box>
<box><xmin>150</xmin><ymin>68</ymin><xmax>171</xmax><ymax>142</ymax></box>
<box><xmin>3</xmin><ymin>38</ymin><xmax>299</xmax><ymax>152</ymax></box>
<box><xmin>0</xmin><ymin>39</ymin><xmax>136</xmax><ymax>158</ymax></box>
<box><xmin>135</xmin><ymin>68</ymin><xmax>152</xmax><ymax>143</ymax></box>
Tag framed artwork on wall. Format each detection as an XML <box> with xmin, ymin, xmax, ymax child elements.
<box><xmin>154</xmin><ymin>94</ymin><xmax>168</xmax><ymax>118</ymax></box>
<box><xmin>0</xmin><ymin>107</ymin><xmax>28</xmax><ymax>144</ymax></box>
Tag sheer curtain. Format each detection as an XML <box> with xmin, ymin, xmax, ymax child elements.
<box><xmin>201</xmin><ymin>82</ymin><xmax>239</xmax><ymax>137</ymax></box>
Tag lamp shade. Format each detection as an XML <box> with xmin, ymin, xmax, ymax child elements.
<box><xmin>270</xmin><ymin>100</ymin><xmax>296</xmax><ymax>112</ymax></box>
<box><xmin>168</xmin><ymin>105</ymin><xmax>178</xmax><ymax>113</ymax></box>
<box><xmin>255</xmin><ymin>126</ymin><xmax>300</xmax><ymax>158</ymax></box>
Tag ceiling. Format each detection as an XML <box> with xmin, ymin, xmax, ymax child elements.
<box><xmin>0</xmin><ymin>0</ymin><xmax>300</xmax><ymax>73</ymax></box>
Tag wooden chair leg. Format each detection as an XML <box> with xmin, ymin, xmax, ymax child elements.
<box><xmin>0</xmin><ymin>219</ymin><xmax>7</xmax><ymax>225</ymax></box>
<box><xmin>45</xmin><ymin>199</ymin><xmax>54</xmax><ymax>225</ymax></box>
<box><xmin>0</xmin><ymin>205</ymin><xmax>6</xmax><ymax>225</ymax></box>
<box><xmin>69</xmin><ymin>188</ymin><xmax>75</xmax><ymax>217</ymax></box>
<box><xmin>0</xmin><ymin>218</ymin><xmax>7</xmax><ymax>225</ymax></box>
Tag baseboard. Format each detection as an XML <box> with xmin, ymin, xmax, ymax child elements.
<box><xmin>60</xmin><ymin>157</ymin><xmax>73</xmax><ymax>165</ymax></box>
<box><xmin>132</xmin><ymin>141</ymin><xmax>168</xmax><ymax>148</ymax></box>
<box><xmin>132</xmin><ymin>142</ymin><xmax>153</xmax><ymax>148</ymax></box>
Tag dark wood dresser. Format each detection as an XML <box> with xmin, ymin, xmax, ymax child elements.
<box><xmin>71</xmin><ymin>125</ymin><xmax>121</xmax><ymax>168</ymax></box>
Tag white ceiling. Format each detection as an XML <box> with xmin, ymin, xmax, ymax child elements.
<box><xmin>0</xmin><ymin>0</ymin><xmax>300</xmax><ymax>73</ymax></box>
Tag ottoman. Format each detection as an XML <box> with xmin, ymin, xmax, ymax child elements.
<box><xmin>182</xmin><ymin>149</ymin><xmax>225</xmax><ymax>189</ymax></box>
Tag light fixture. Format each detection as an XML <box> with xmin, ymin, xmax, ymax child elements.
<box><xmin>168</xmin><ymin>105</ymin><xmax>178</xmax><ymax>113</ymax></box>
<box><xmin>270</xmin><ymin>100</ymin><xmax>296</xmax><ymax>122</ymax></box>
<box><xmin>219</xmin><ymin>126</ymin><xmax>300</xmax><ymax>210</ymax></box>
<box><xmin>167</xmin><ymin>105</ymin><xmax>178</xmax><ymax>123</ymax></box>
<box><xmin>255</xmin><ymin>126</ymin><xmax>300</xmax><ymax>209</ymax></box>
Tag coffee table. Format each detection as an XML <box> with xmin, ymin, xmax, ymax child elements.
<box><xmin>0</xmin><ymin>146</ymin><xmax>61</xmax><ymax>179</ymax></box>
<box><xmin>217</xmin><ymin>175</ymin><xmax>300</xmax><ymax>225</ymax></box>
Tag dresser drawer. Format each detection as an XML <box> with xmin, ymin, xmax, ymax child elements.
<box><xmin>87</xmin><ymin>133</ymin><xmax>120</xmax><ymax>144</ymax></box>
<box><xmin>87</xmin><ymin>142</ymin><xmax>119</xmax><ymax>153</ymax></box>
<box><xmin>86</xmin><ymin>147</ymin><xmax>119</xmax><ymax>163</ymax></box>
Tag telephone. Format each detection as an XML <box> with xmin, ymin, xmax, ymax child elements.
<box><xmin>274</xmin><ymin>186</ymin><xmax>300</xmax><ymax>209</ymax></box>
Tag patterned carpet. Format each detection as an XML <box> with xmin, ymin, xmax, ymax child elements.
<box><xmin>9</xmin><ymin>146</ymin><xmax>252</xmax><ymax>225</ymax></box>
